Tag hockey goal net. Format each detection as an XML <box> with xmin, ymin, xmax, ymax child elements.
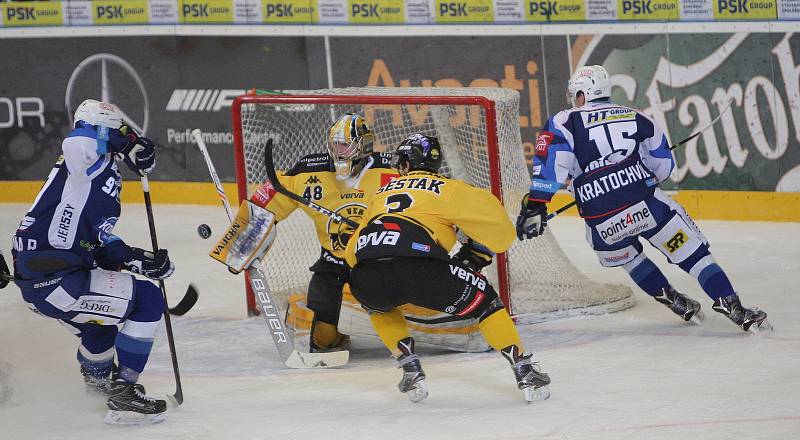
<box><xmin>232</xmin><ymin>87</ymin><xmax>633</xmax><ymax>324</ymax></box>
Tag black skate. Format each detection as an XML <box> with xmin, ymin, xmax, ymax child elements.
<box><xmin>712</xmin><ymin>294</ymin><xmax>772</xmax><ymax>334</ymax></box>
<box><xmin>501</xmin><ymin>346</ymin><xmax>551</xmax><ymax>403</ymax></box>
<box><xmin>653</xmin><ymin>285</ymin><xmax>705</xmax><ymax>324</ymax></box>
<box><xmin>395</xmin><ymin>337</ymin><xmax>428</xmax><ymax>403</ymax></box>
<box><xmin>81</xmin><ymin>363</ymin><xmax>119</xmax><ymax>395</ymax></box>
<box><xmin>105</xmin><ymin>380</ymin><xmax>166</xmax><ymax>425</ymax></box>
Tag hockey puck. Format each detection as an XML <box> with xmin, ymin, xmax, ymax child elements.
<box><xmin>197</xmin><ymin>224</ymin><xmax>212</xmax><ymax>239</ymax></box>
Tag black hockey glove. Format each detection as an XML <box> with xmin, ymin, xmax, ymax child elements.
<box><xmin>118</xmin><ymin>126</ymin><xmax>156</xmax><ymax>176</ymax></box>
<box><xmin>452</xmin><ymin>239</ymin><xmax>494</xmax><ymax>272</ymax></box>
<box><xmin>124</xmin><ymin>248</ymin><xmax>175</xmax><ymax>280</ymax></box>
<box><xmin>0</xmin><ymin>250</ymin><xmax>10</xmax><ymax>289</ymax></box>
<box><xmin>516</xmin><ymin>194</ymin><xmax>548</xmax><ymax>240</ymax></box>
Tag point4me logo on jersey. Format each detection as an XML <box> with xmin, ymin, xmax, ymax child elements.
<box><xmin>180</xmin><ymin>0</ymin><xmax>233</xmax><ymax>23</ymax></box>
<box><xmin>263</xmin><ymin>0</ymin><xmax>316</xmax><ymax>23</ymax></box>
<box><xmin>595</xmin><ymin>201</ymin><xmax>657</xmax><ymax>244</ymax></box>
<box><xmin>166</xmin><ymin>89</ymin><xmax>245</xmax><ymax>112</ymax></box>
<box><xmin>714</xmin><ymin>0</ymin><xmax>775</xmax><ymax>19</ymax></box>
<box><xmin>617</xmin><ymin>0</ymin><xmax>678</xmax><ymax>20</ymax></box>
<box><xmin>93</xmin><ymin>1</ymin><xmax>149</xmax><ymax>24</ymax></box>
<box><xmin>434</xmin><ymin>0</ymin><xmax>493</xmax><ymax>22</ymax></box>
<box><xmin>349</xmin><ymin>0</ymin><xmax>405</xmax><ymax>24</ymax></box>
<box><xmin>525</xmin><ymin>0</ymin><xmax>584</xmax><ymax>21</ymax></box>
<box><xmin>2</xmin><ymin>2</ymin><xmax>63</xmax><ymax>26</ymax></box>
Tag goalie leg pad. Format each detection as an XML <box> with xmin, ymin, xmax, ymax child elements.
<box><xmin>209</xmin><ymin>200</ymin><xmax>277</xmax><ymax>273</ymax></box>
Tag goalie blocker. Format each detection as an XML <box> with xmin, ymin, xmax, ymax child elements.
<box><xmin>209</xmin><ymin>200</ymin><xmax>277</xmax><ymax>273</ymax></box>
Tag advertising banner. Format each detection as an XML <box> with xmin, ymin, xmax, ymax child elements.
<box><xmin>0</xmin><ymin>31</ymin><xmax>798</xmax><ymax>191</ymax></box>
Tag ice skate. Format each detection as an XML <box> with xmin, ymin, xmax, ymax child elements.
<box><xmin>502</xmin><ymin>346</ymin><xmax>551</xmax><ymax>403</ymax></box>
<box><xmin>81</xmin><ymin>364</ymin><xmax>119</xmax><ymax>395</ymax></box>
<box><xmin>653</xmin><ymin>285</ymin><xmax>705</xmax><ymax>325</ymax></box>
<box><xmin>712</xmin><ymin>294</ymin><xmax>772</xmax><ymax>334</ymax></box>
<box><xmin>395</xmin><ymin>337</ymin><xmax>428</xmax><ymax>403</ymax></box>
<box><xmin>105</xmin><ymin>380</ymin><xmax>166</xmax><ymax>425</ymax></box>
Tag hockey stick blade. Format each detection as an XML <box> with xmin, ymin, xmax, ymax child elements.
<box><xmin>545</xmin><ymin>100</ymin><xmax>735</xmax><ymax>221</ymax></box>
<box><xmin>169</xmin><ymin>284</ymin><xmax>199</xmax><ymax>316</ymax></box>
<box><xmin>264</xmin><ymin>139</ymin><xmax>359</xmax><ymax>229</ymax></box>
<box><xmin>284</xmin><ymin>350</ymin><xmax>349</xmax><ymax>369</ymax></box>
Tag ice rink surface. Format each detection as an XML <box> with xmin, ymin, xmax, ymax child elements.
<box><xmin>1</xmin><ymin>202</ymin><xmax>799</xmax><ymax>440</ymax></box>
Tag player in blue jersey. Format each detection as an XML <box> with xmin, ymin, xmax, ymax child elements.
<box><xmin>516</xmin><ymin>65</ymin><xmax>771</xmax><ymax>334</ymax></box>
<box><xmin>11</xmin><ymin>99</ymin><xmax>174</xmax><ymax>424</ymax></box>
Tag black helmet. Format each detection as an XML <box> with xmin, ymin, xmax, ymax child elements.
<box><xmin>394</xmin><ymin>133</ymin><xmax>443</xmax><ymax>173</ymax></box>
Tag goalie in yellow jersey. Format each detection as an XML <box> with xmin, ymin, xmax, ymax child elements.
<box><xmin>243</xmin><ymin>113</ymin><xmax>397</xmax><ymax>352</ymax></box>
<box><xmin>344</xmin><ymin>133</ymin><xmax>551</xmax><ymax>403</ymax></box>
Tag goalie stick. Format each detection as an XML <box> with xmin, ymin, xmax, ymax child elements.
<box><xmin>545</xmin><ymin>98</ymin><xmax>734</xmax><ymax>221</ymax></box>
<box><xmin>193</xmin><ymin>129</ymin><xmax>348</xmax><ymax>369</ymax></box>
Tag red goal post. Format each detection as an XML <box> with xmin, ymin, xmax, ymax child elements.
<box><xmin>231</xmin><ymin>87</ymin><xmax>633</xmax><ymax>322</ymax></box>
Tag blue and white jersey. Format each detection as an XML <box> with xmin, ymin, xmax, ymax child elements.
<box><xmin>529</xmin><ymin>100</ymin><xmax>675</xmax><ymax>218</ymax></box>
<box><xmin>12</xmin><ymin>121</ymin><xmax>131</xmax><ymax>279</ymax></box>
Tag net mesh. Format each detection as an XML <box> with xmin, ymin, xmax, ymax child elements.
<box><xmin>235</xmin><ymin>87</ymin><xmax>633</xmax><ymax>322</ymax></box>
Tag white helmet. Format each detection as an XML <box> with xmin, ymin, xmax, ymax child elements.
<box><xmin>73</xmin><ymin>99</ymin><xmax>124</xmax><ymax>129</ymax></box>
<box><xmin>567</xmin><ymin>65</ymin><xmax>611</xmax><ymax>107</ymax></box>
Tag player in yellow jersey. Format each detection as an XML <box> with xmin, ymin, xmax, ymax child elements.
<box><xmin>245</xmin><ymin>113</ymin><xmax>397</xmax><ymax>352</ymax></box>
<box><xmin>344</xmin><ymin>133</ymin><xmax>551</xmax><ymax>403</ymax></box>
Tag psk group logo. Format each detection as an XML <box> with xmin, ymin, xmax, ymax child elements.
<box><xmin>2</xmin><ymin>2</ymin><xmax>63</xmax><ymax>26</ymax></box>
<box><xmin>180</xmin><ymin>0</ymin><xmax>234</xmax><ymax>23</ymax></box>
<box><xmin>714</xmin><ymin>0</ymin><xmax>776</xmax><ymax>19</ymax></box>
<box><xmin>434</xmin><ymin>0</ymin><xmax>494</xmax><ymax>23</ymax></box>
<box><xmin>93</xmin><ymin>0</ymin><xmax>149</xmax><ymax>24</ymax></box>
<box><xmin>525</xmin><ymin>0</ymin><xmax>585</xmax><ymax>21</ymax></box>
<box><xmin>348</xmin><ymin>0</ymin><xmax>405</xmax><ymax>24</ymax></box>
<box><xmin>617</xmin><ymin>0</ymin><xmax>679</xmax><ymax>20</ymax></box>
<box><xmin>263</xmin><ymin>0</ymin><xmax>317</xmax><ymax>23</ymax></box>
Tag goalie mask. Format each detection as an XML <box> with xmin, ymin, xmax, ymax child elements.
<box><xmin>73</xmin><ymin>99</ymin><xmax>124</xmax><ymax>129</ymax></box>
<box><xmin>327</xmin><ymin>113</ymin><xmax>375</xmax><ymax>180</ymax></box>
<box><xmin>567</xmin><ymin>65</ymin><xmax>611</xmax><ymax>107</ymax></box>
<box><xmin>394</xmin><ymin>133</ymin><xmax>443</xmax><ymax>174</ymax></box>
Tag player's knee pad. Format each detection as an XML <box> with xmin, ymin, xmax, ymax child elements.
<box><xmin>677</xmin><ymin>245</ymin><xmax>712</xmax><ymax>274</ymax></box>
<box><xmin>129</xmin><ymin>280</ymin><xmax>163</xmax><ymax>322</ymax></box>
<box><xmin>476</xmin><ymin>296</ymin><xmax>506</xmax><ymax>322</ymax></box>
<box><xmin>460</xmin><ymin>288</ymin><xmax>501</xmax><ymax>321</ymax></box>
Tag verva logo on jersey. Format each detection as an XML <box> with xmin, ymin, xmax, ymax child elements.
<box><xmin>534</xmin><ymin>131</ymin><xmax>553</xmax><ymax>157</ymax></box>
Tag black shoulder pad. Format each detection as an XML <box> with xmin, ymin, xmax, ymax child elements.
<box><xmin>369</xmin><ymin>152</ymin><xmax>395</xmax><ymax>169</ymax></box>
<box><xmin>286</xmin><ymin>153</ymin><xmax>333</xmax><ymax>176</ymax></box>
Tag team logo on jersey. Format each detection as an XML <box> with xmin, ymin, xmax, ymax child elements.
<box><xmin>328</xmin><ymin>203</ymin><xmax>366</xmax><ymax>250</ymax></box>
<box><xmin>534</xmin><ymin>131</ymin><xmax>554</xmax><ymax>157</ymax></box>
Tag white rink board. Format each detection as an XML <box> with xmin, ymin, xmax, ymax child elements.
<box><xmin>1</xmin><ymin>203</ymin><xmax>799</xmax><ymax>439</ymax></box>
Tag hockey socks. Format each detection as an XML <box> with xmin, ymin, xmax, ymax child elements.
<box><xmin>114</xmin><ymin>281</ymin><xmax>162</xmax><ymax>383</ymax></box>
<box><xmin>680</xmin><ymin>254</ymin><xmax>735</xmax><ymax>300</ymax></box>
<box><xmin>622</xmin><ymin>255</ymin><xmax>669</xmax><ymax>296</ymax></box>
<box><xmin>477</xmin><ymin>308</ymin><xmax>523</xmax><ymax>352</ymax></box>
<box><xmin>369</xmin><ymin>308</ymin><xmax>411</xmax><ymax>356</ymax></box>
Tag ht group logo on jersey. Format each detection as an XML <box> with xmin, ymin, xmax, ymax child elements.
<box><xmin>93</xmin><ymin>1</ymin><xmax>149</xmax><ymax>24</ymax></box>
<box><xmin>263</xmin><ymin>0</ymin><xmax>317</xmax><ymax>23</ymax></box>
<box><xmin>2</xmin><ymin>2</ymin><xmax>63</xmax><ymax>26</ymax></box>
<box><xmin>595</xmin><ymin>201</ymin><xmax>657</xmax><ymax>244</ymax></box>
<box><xmin>714</xmin><ymin>0</ymin><xmax>775</xmax><ymax>19</ymax></box>
<box><xmin>525</xmin><ymin>0</ymin><xmax>584</xmax><ymax>21</ymax></box>
<box><xmin>166</xmin><ymin>89</ymin><xmax>246</xmax><ymax>112</ymax></box>
<box><xmin>180</xmin><ymin>0</ymin><xmax>233</xmax><ymax>23</ymax></box>
<box><xmin>617</xmin><ymin>0</ymin><xmax>678</xmax><ymax>19</ymax></box>
<box><xmin>348</xmin><ymin>0</ymin><xmax>405</xmax><ymax>24</ymax></box>
<box><xmin>434</xmin><ymin>0</ymin><xmax>493</xmax><ymax>22</ymax></box>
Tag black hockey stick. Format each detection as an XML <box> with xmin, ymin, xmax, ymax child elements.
<box><xmin>264</xmin><ymin>138</ymin><xmax>359</xmax><ymax>229</ymax></box>
<box><xmin>545</xmin><ymin>99</ymin><xmax>734</xmax><ymax>221</ymax></box>
<box><xmin>140</xmin><ymin>175</ymin><xmax>184</xmax><ymax>406</ymax></box>
<box><xmin>168</xmin><ymin>284</ymin><xmax>198</xmax><ymax>316</ymax></box>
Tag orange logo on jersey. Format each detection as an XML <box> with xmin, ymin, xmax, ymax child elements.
<box><xmin>534</xmin><ymin>131</ymin><xmax>554</xmax><ymax>157</ymax></box>
<box><xmin>380</xmin><ymin>173</ymin><xmax>399</xmax><ymax>187</ymax></box>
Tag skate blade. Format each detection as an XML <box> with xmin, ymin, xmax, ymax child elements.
<box><xmin>104</xmin><ymin>409</ymin><xmax>165</xmax><ymax>425</ymax></box>
<box><xmin>689</xmin><ymin>310</ymin><xmax>706</xmax><ymax>325</ymax></box>
<box><xmin>523</xmin><ymin>385</ymin><xmax>550</xmax><ymax>403</ymax></box>
<box><xmin>748</xmin><ymin>318</ymin><xmax>773</xmax><ymax>335</ymax></box>
<box><xmin>405</xmin><ymin>380</ymin><xmax>429</xmax><ymax>403</ymax></box>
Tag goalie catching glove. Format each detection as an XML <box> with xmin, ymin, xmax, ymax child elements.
<box><xmin>209</xmin><ymin>200</ymin><xmax>277</xmax><ymax>273</ymax></box>
<box><xmin>452</xmin><ymin>239</ymin><xmax>494</xmax><ymax>272</ymax></box>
